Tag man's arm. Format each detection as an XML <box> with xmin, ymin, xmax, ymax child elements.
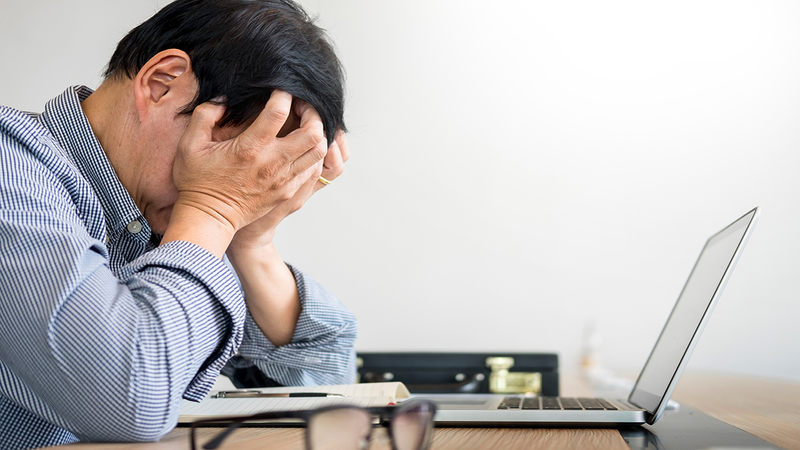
<box><xmin>221</xmin><ymin>128</ymin><xmax>354</xmax><ymax>385</ymax></box>
<box><xmin>0</xmin><ymin>169</ymin><xmax>244</xmax><ymax>443</ymax></box>
<box><xmin>0</xmin><ymin>90</ymin><xmax>329</xmax><ymax>445</ymax></box>
<box><xmin>237</xmin><ymin>263</ymin><xmax>359</xmax><ymax>386</ymax></box>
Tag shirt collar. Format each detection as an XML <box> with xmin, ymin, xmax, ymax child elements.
<box><xmin>39</xmin><ymin>86</ymin><xmax>152</xmax><ymax>245</ymax></box>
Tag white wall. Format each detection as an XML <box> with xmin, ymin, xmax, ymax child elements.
<box><xmin>2</xmin><ymin>0</ymin><xmax>798</xmax><ymax>382</ymax></box>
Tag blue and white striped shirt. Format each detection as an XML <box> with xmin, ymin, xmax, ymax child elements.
<box><xmin>0</xmin><ymin>86</ymin><xmax>357</xmax><ymax>450</ymax></box>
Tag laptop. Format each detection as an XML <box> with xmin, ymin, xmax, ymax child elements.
<box><xmin>422</xmin><ymin>207</ymin><xmax>759</xmax><ymax>427</ymax></box>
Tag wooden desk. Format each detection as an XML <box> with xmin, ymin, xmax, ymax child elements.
<box><xmin>54</xmin><ymin>427</ymin><xmax>630</xmax><ymax>450</ymax></box>
<box><xmin>671</xmin><ymin>373</ymin><xmax>800</xmax><ymax>450</ymax></box>
<box><xmin>50</xmin><ymin>372</ymin><xmax>799</xmax><ymax>450</ymax></box>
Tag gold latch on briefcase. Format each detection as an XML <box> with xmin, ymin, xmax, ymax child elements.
<box><xmin>486</xmin><ymin>357</ymin><xmax>542</xmax><ymax>395</ymax></box>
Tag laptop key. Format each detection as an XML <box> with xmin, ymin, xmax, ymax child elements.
<box><xmin>521</xmin><ymin>397</ymin><xmax>540</xmax><ymax>410</ymax></box>
<box><xmin>498</xmin><ymin>397</ymin><xmax>521</xmax><ymax>409</ymax></box>
<box><xmin>541</xmin><ymin>397</ymin><xmax>561</xmax><ymax>410</ymax></box>
<box><xmin>559</xmin><ymin>398</ymin><xmax>583</xmax><ymax>410</ymax></box>
<box><xmin>597</xmin><ymin>399</ymin><xmax>618</xmax><ymax>410</ymax></box>
<box><xmin>498</xmin><ymin>396</ymin><xmax>617</xmax><ymax>411</ymax></box>
<box><xmin>577</xmin><ymin>398</ymin><xmax>605</xmax><ymax>410</ymax></box>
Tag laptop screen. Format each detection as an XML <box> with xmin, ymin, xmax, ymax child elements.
<box><xmin>628</xmin><ymin>208</ymin><xmax>758</xmax><ymax>418</ymax></box>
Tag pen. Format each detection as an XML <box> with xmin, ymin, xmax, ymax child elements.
<box><xmin>214</xmin><ymin>390</ymin><xmax>345</xmax><ymax>399</ymax></box>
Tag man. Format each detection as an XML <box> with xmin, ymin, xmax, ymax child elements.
<box><xmin>0</xmin><ymin>0</ymin><xmax>357</xmax><ymax>448</ymax></box>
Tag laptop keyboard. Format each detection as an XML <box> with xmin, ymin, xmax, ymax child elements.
<box><xmin>497</xmin><ymin>396</ymin><xmax>618</xmax><ymax>410</ymax></box>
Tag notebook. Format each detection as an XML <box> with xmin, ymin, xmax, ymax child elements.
<box><xmin>420</xmin><ymin>207</ymin><xmax>759</xmax><ymax>426</ymax></box>
<box><xmin>178</xmin><ymin>382</ymin><xmax>410</xmax><ymax>423</ymax></box>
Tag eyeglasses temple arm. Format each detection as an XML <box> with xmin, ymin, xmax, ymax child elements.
<box><xmin>202</xmin><ymin>421</ymin><xmax>243</xmax><ymax>450</ymax></box>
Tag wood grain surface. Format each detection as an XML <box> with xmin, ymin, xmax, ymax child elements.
<box><xmin>46</xmin><ymin>373</ymin><xmax>800</xmax><ymax>450</ymax></box>
<box><xmin>672</xmin><ymin>373</ymin><xmax>800</xmax><ymax>450</ymax></box>
<box><xmin>57</xmin><ymin>427</ymin><xmax>630</xmax><ymax>450</ymax></box>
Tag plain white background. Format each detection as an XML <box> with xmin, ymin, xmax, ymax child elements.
<box><xmin>2</xmin><ymin>0</ymin><xmax>798</xmax><ymax>382</ymax></box>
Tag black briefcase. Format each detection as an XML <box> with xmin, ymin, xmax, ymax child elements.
<box><xmin>356</xmin><ymin>352</ymin><xmax>559</xmax><ymax>396</ymax></box>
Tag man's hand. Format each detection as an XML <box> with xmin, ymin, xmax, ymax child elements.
<box><xmin>174</xmin><ymin>90</ymin><xmax>327</xmax><ymax>231</ymax></box>
<box><xmin>224</xmin><ymin>125</ymin><xmax>348</xmax><ymax>347</ymax></box>
<box><xmin>161</xmin><ymin>90</ymin><xmax>327</xmax><ymax>258</ymax></box>
<box><xmin>228</xmin><ymin>125</ymin><xmax>350</xmax><ymax>253</ymax></box>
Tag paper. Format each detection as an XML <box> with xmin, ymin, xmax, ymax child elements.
<box><xmin>178</xmin><ymin>382</ymin><xmax>410</xmax><ymax>423</ymax></box>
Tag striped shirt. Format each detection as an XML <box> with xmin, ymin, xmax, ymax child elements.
<box><xmin>0</xmin><ymin>86</ymin><xmax>357</xmax><ymax>450</ymax></box>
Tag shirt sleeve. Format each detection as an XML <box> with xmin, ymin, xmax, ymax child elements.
<box><xmin>231</xmin><ymin>264</ymin><xmax>358</xmax><ymax>386</ymax></box>
<box><xmin>0</xmin><ymin>151</ymin><xmax>246</xmax><ymax>443</ymax></box>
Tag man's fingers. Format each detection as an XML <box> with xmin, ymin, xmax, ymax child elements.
<box><xmin>291</xmin><ymin>135</ymin><xmax>328</xmax><ymax>178</ymax></box>
<box><xmin>237</xmin><ymin>89</ymin><xmax>294</xmax><ymax>146</ymax></box>
<box><xmin>180</xmin><ymin>102</ymin><xmax>227</xmax><ymax>150</ymax></box>
<box><xmin>320</xmin><ymin>139</ymin><xmax>344</xmax><ymax>183</ymax></box>
<box><xmin>284</xmin><ymin>100</ymin><xmax>326</xmax><ymax>153</ymax></box>
<box><xmin>308</xmin><ymin>160</ymin><xmax>325</xmax><ymax>185</ymax></box>
<box><xmin>335</xmin><ymin>129</ymin><xmax>350</xmax><ymax>163</ymax></box>
<box><xmin>314</xmin><ymin>131</ymin><xmax>347</xmax><ymax>189</ymax></box>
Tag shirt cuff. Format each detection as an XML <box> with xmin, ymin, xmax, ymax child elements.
<box><xmin>236</xmin><ymin>264</ymin><xmax>357</xmax><ymax>385</ymax></box>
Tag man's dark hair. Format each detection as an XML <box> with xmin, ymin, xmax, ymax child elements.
<box><xmin>105</xmin><ymin>0</ymin><xmax>345</xmax><ymax>143</ymax></box>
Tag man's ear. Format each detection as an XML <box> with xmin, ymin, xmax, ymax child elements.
<box><xmin>133</xmin><ymin>49</ymin><xmax>194</xmax><ymax>118</ymax></box>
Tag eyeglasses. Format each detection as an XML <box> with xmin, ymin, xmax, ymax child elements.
<box><xmin>189</xmin><ymin>399</ymin><xmax>437</xmax><ymax>450</ymax></box>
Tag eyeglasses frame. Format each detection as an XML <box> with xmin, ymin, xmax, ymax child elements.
<box><xmin>189</xmin><ymin>398</ymin><xmax>437</xmax><ymax>450</ymax></box>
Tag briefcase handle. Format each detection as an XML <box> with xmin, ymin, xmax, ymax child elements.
<box><xmin>360</xmin><ymin>371</ymin><xmax>486</xmax><ymax>394</ymax></box>
<box><xmin>405</xmin><ymin>373</ymin><xmax>486</xmax><ymax>393</ymax></box>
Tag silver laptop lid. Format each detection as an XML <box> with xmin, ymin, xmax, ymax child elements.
<box><xmin>628</xmin><ymin>207</ymin><xmax>759</xmax><ymax>425</ymax></box>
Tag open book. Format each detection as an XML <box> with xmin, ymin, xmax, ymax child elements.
<box><xmin>178</xmin><ymin>382</ymin><xmax>411</xmax><ymax>423</ymax></box>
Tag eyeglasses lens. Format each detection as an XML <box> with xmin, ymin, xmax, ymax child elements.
<box><xmin>391</xmin><ymin>403</ymin><xmax>436</xmax><ymax>450</ymax></box>
<box><xmin>307</xmin><ymin>408</ymin><xmax>373</xmax><ymax>450</ymax></box>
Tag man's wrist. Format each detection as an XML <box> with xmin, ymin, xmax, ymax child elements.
<box><xmin>228</xmin><ymin>230</ymin><xmax>278</xmax><ymax>258</ymax></box>
<box><xmin>227</xmin><ymin>237</ymin><xmax>280</xmax><ymax>269</ymax></box>
<box><xmin>160</xmin><ymin>202</ymin><xmax>237</xmax><ymax>258</ymax></box>
<box><xmin>226</xmin><ymin>240</ymin><xmax>301</xmax><ymax>347</ymax></box>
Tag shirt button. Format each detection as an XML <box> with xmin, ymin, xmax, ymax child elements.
<box><xmin>126</xmin><ymin>220</ymin><xmax>143</xmax><ymax>234</ymax></box>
